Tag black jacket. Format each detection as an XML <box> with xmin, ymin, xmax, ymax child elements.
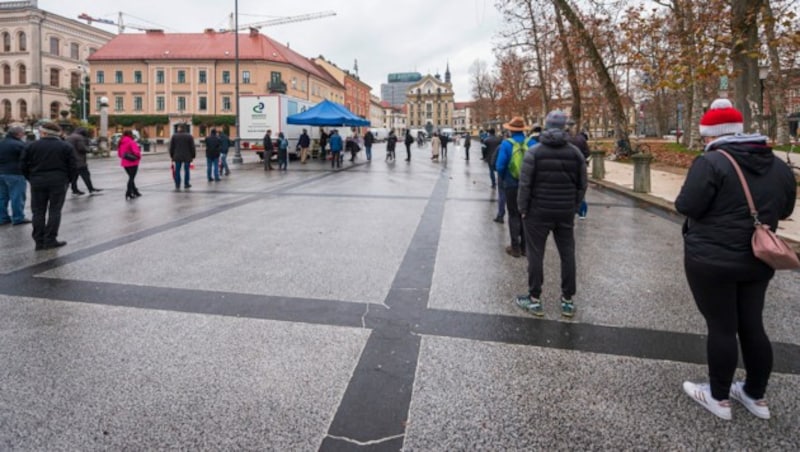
<box><xmin>20</xmin><ymin>136</ymin><xmax>77</xmax><ymax>186</ymax></box>
<box><xmin>517</xmin><ymin>129</ymin><xmax>588</xmax><ymax>222</ymax></box>
<box><xmin>66</xmin><ymin>129</ymin><xmax>90</xmax><ymax>168</ymax></box>
<box><xmin>364</xmin><ymin>131</ymin><xmax>374</xmax><ymax>147</ymax></box>
<box><xmin>568</xmin><ymin>132</ymin><xmax>590</xmax><ymax>160</ymax></box>
<box><xmin>299</xmin><ymin>132</ymin><xmax>311</xmax><ymax>148</ymax></box>
<box><xmin>205</xmin><ymin>135</ymin><xmax>222</xmax><ymax>159</ymax></box>
<box><xmin>0</xmin><ymin>135</ymin><xmax>26</xmax><ymax>175</ymax></box>
<box><xmin>169</xmin><ymin>132</ymin><xmax>196</xmax><ymax>162</ymax></box>
<box><xmin>263</xmin><ymin>133</ymin><xmax>274</xmax><ymax>152</ymax></box>
<box><xmin>675</xmin><ymin>134</ymin><xmax>796</xmax><ymax>271</ymax></box>
<box><xmin>485</xmin><ymin>135</ymin><xmax>503</xmax><ymax>168</ymax></box>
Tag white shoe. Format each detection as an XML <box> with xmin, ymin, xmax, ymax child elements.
<box><xmin>682</xmin><ymin>381</ymin><xmax>732</xmax><ymax>420</ymax></box>
<box><xmin>730</xmin><ymin>381</ymin><xmax>770</xmax><ymax>419</ymax></box>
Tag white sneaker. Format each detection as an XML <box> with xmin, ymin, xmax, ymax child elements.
<box><xmin>682</xmin><ymin>381</ymin><xmax>732</xmax><ymax>420</ymax></box>
<box><xmin>730</xmin><ymin>381</ymin><xmax>770</xmax><ymax>419</ymax></box>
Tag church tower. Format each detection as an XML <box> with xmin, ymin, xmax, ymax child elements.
<box><xmin>445</xmin><ymin>62</ymin><xmax>451</xmax><ymax>84</ymax></box>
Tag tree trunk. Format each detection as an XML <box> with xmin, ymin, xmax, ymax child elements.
<box><xmin>730</xmin><ymin>0</ymin><xmax>763</xmax><ymax>133</ymax></box>
<box><xmin>554</xmin><ymin>6</ymin><xmax>581</xmax><ymax>129</ymax></box>
<box><xmin>551</xmin><ymin>0</ymin><xmax>628</xmax><ymax>144</ymax></box>
<box><xmin>525</xmin><ymin>0</ymin><xmax>549</xmax><ymax>118</ymax></box>
<box><xmin>762</xmin><ymin>0</ymin><xmax>789</xmax><ymax>144</ymax></box>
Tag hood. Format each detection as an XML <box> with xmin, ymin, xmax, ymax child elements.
<box><xmin>74</xmin><ymin>127</ymin><xmax>89</xmax><ymax>137</ymax></box>
<box><xmin>538</xmin><ymin>129</ymin><xmax>570</xmax><ymax>147</ymax></box>
<box><xmin>706</xmin><ymin>133</ymin><xmax>774</xmax><ymax>176</ymax></box>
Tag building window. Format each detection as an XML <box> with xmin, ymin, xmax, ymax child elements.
<box><xmin>17</xmin><ymin>32</ymin><xmax>25</xmax><ymax>51</ymax></box>
<box><xmin>2</xmin><ymin>64</ymin><xmax>9</xmax><ymax>85</ymax></box>
<box><xmin>134</xmin><ymin>71</ymin><xmax>142</xmax><ymax>83</ymax></box>
<box><xmin>222</xmin><ymin>96</ymin><xmax>231</xmax><ymax>111</ymax></box>
<box><xmin>177</xmin><ymin>70</ymin><xmax>186</xmax><ymax>83</ymax></box>
<box><xmin>270</xmin><ymin>71</ymin><xmax>281</xmax><ymax>84</ymax></box>
<box><xmin>18</xmin><ymin>99</ymin><xmax>26</xmax><ymax>119</ymax></box>
<box><xmin>89</xmin><ymin>47</ymin><xmax>96</xmax><ymax>55</ymax></box>
<box><xmin>70</xmin><ymin>72</ymin><xmax>80</xmax><ymax>90</ymax></box>
<box><xmin>114</xmin><ymin>96</ymin><xmax>123</xmax><ymax>112</ymax></box>
<box><xmin>49</xmin><ymin>37</ymin><xmax>59</xmax><ymax>55</ymax></box>
<box><xmin>49</xmin><ymin>101</ymin><xmax>59</xmax><ymax>119</ymax></box>
<box><xmin>156</xmin><ymin>96</ymin><xmax>165</xmax><ymax>111</ymax></box>
<box><xmin>242</xmin><ymin>70</ymin><xmax>250</xmax><ymax>84</ymax></box>
<box><xmin>18</xmin><ymin>64</ymin><xmax>25</xmax><ymax>84</ymax></box>
<box><xmin>2</xmin><ymin>32</ymin><xmax>9</xmax><ymax>52</ymax></box>
<box><xmin>291</xmin><ymin>77</ymin><xmax>297</xmax><ymax>89</ymax></box>
<box><xmin>70</xmin><ymin>43</ymin><xmax>79</xmax><ymax>60</ymax></box>
<box><xmin>222</xmin><ymin>71</ymin><xmax>230</xmax><ymax>84</ymax></box>
<box><xmin>2</xmin><ymin>99</ymin><xmax>10</xmax><ymax>119</ymax></box>
<box><xmin>199</xmin><ymin>96</ymin><xmax>207</xmax><ymax>111</ymax></box>
<box><xmin>199</xmin><ymin>70</ymin><xmax>207</xmax><ymax>83</ymax></box>
<box><xmin>49</xmin><ymin>68</ymin><xmax>60</xmax><ymax>87</ymax></box>
<box><xmin>115</xmin><ymin>71</ymin><xmax>123</xmax><ymax>83</ymax></box>
<box><xmin>134</xmin><ymin>96</ymin><xmax>143</xmax><ymax>111</ymax></box>
<box><xmin>96</xmin><ymin>70</ymin><xmax>104</xmax><ymax>84</ymax></box>
<box><xmin>177</xmin><ymin>96</ymin><xmax>186</xmax><ymax>111</ymax></box>
<box><xmin>156</xmin><ymin>70</ymin><xmax>164</xmax><ymax>84</ymax></box>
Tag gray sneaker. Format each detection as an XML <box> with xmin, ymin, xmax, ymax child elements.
<box><xmin>561</xmin><ymin>297</ymin><xmax>576</xmax><ymax>318</ymax></box>
<box><xmin>515</xmin><ymin>295</ymin><xmax>544</xmax><ymax>317</ymax></box>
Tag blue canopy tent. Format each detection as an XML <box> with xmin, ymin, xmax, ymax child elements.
<box><xmin>286</xmin><ymin>99</ymin><xmax>370</xmax><ymax>127</ymax></box>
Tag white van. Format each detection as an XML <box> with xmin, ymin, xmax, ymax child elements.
<box><xmin>369</xmin><ymin>127</ymin><xmax>389</xmax><ymax>141</ymax></box>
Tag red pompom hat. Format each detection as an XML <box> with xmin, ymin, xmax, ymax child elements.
<box><xmin>699</xmin><ymin>99</ymin><xmax>744</xmax><ymax>137</ymax></box>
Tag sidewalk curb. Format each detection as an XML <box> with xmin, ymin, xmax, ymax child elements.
<box><xmin>588</xmin><ymin>177</ymin><xmax>800</xmax><ymax>253</ymax></box>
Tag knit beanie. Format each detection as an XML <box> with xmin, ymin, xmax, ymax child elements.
<box><xmin>699</xmin><ymin>99</ymin><xmax>743</xmax><ymax>137</ymax></box>
<box><xmin>545</xmin><ymin>110</ymin><xmax>567</xmax><ymax>130</ymax></box>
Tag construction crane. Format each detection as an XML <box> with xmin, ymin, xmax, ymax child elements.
<box><xmin>221</xmin><ymin>11</ymin><xmax>336</xmax><ymax>32</ymax></box>
<box><xmin>78</xmin><ymin>12</ymin><xmax>158</xmax><ymax>33</ymax></box>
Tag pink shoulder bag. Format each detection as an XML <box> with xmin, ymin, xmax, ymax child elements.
<box><xmin>717</xmin><ymin>150</ymin><xmax>800</xmax><ymax>270</ymax></box>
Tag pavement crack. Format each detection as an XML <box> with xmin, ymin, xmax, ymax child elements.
<box><xmin>326</xmin><ymin>433</ymin><xmax>405</xmax><ymax>447</ymax></box>
<box><xmin>361</xmin><ymin>303</ymin><xmax>369</xmax><ymax>329</ymax></box>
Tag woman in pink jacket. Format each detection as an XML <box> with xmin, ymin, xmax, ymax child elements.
<box><xmin>117</xmin><ymin>130</ymin><xmax>142</xmax><ymax>200</ymax></box>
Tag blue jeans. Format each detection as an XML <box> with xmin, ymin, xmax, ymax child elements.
<box><xmin>488</xmin><ymin>164</ymin><xmax>496</xmax><ymax>187</ymax></box>
<box><xmin>174</xmin><ymin>161</ymin><xmax>191</xmax><ymax>187</ymax></box>
<box><xmin>578</xmin><ymin>199</ymin><xmax>588</xmax><ymax>217</ymax></box>
<box><xmin>0</xmin><ymin>174</ymin><xmax>27</xmax><ymax>223</ymax></box>
<box><xmin>365</xmin><ymin>145</ymin><xmax>372</xmax><ymax>160</ymax></box>
<box><xmin>219</xmin><ymin>153</ymin><xmax>229</xmax><ymax>174</ymax></box>
<box><xmin>496</xmin><ymin>183</ymin><xmax>506</xmax><ymax>218</ymax></box>
<box><xmin>206</xmin><ymin>157</ymin><xmax>220</xmax><ymax>180</ymax></box>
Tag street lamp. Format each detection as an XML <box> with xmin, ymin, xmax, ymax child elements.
<box><xmin>232</xmin><ymin>0</ymin><xmax>243</xmax><ymax>164</ymax></box>
<box><xmin>78</xmin><ymin>64</ymin><xmax>89</xmax><ymax>122</ymax></box>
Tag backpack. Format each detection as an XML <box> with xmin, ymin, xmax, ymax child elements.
<box><xmin>507</xmin><ymin>137</ymin><xmax>531</xmax><ymax>179</ymax></box>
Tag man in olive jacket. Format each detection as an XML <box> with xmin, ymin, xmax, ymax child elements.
<box><xmin>169</xmin><ymin>124</ymin><xmax>196</xmax><ymax>189</ymax></box>
<box><xmin>20</xmin><ymin>122</ymin><xmax>77</xmax><ymax>250</ymax></box>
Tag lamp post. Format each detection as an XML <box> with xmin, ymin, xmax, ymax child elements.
<box><xmin>232</xmin><ymin>0</ymin><xmax>243</xmax><ymax>164</ymax></box>
<box><xmin>79</xmin><ymin>65</ymin><xmax>89</xmax><ymax>123</ymax></box>
<box><xmin>98</xmin><ymin>96</ymin><xmax>109</xmax><ymax>156</ymax></box>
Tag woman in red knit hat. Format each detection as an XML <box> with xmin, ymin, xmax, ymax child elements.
<box><xmin>675</xmin><ymin>99</ymin><xmax>796</xmax><ymax>420</ymax></box>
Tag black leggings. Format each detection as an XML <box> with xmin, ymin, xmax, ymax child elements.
<box><xmin>124</xmin><ymin>166</ymin><xmax>139</xmax><ymax>196</ymax></box>
<box><xmin>684</xmin><ymin>257</ymin><xmax>773</xmax><ymax>400</ymax></box>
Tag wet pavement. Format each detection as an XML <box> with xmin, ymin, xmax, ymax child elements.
<box><xmin>1</xmin><ymin>142</ymin><xmax>799</xmax><ymax>450</ymax></box>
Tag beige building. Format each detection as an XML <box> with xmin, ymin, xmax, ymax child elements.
<box><xmin>313</xmin><ymin>57</ymin><xmax>371</xmax><ymax>120</ymax></box>
<box><xmin>453</xmin><ymin>101</ymin><xmax>476</xmax><ymax>134</ymax></box>
<box><xmin>369</xmin><ymin>94</ymin><xmax>383</xmax><ymax>128</ymax></box>
<box><xmin>0</xmin><ymin>0</ymin><xmax>114</xmax><ymax>124</ymax></box>
<box><xmin>406</xmin><ymin>72</ymin><xmax>454</xmax><ymax>135</ymax></box>
<box><xmin>88</xmin><ymin>29</ymin><xmax>344</xmax><ymax>139</ymax></box>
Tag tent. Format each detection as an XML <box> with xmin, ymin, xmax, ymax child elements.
<box><xmin>286</xmin><ymin>99</ymin><xmax>370</xmax><ymax>127</ymax></box>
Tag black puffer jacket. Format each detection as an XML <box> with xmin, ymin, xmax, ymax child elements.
<box><xmin>675</xmin><ymin>134</ymin><xmax>796</xmax><ymax>271</ymax></box>
<box><xmin>517</xmin><ymin>129</ymin><xmax>588</xmax><ymax>222</ymax></box>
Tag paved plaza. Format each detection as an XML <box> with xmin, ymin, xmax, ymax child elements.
<box><xmin>1</xmin><ymin>143</ymin><xmax>799</xmax><ymax>451</ymax></box>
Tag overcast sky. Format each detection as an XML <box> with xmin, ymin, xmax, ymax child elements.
<box><xmin>39</xmin><ymin>0</ymin><xmax>503</xmax><ymax>102</ymax></box>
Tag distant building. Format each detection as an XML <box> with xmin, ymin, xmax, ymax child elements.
<box><xmin>380</xmin><ymin>72</ymin><xmax>421</xmax><ymax>107</ymax></box>
<box><xmin>453</xmin><ymin>101</ymin><xmax>476</xmax><ymax>134</ymax></box>
<box><xmin>380</xmin><ymin>101</ymin><xmax>406</xmax><ymax>133</ymax></box>
<box><xmin>369</xmin><ymin>94</ymin><xmax>383</xmax><ymax>127</ymax></box>
<box><xmin>0</xmin><ymin>0</ymin><xmax>114</xmax><ymax>122</ymax></box>
<box><xmin>88</xmin><ymin>29</ymin><xmax>343</xmax><ymax>139</ymax></box>
<box><xmin>406</xmin><ymin>68</ymin><xmax>454</xmax><ymax>135</ymax></box>
<box><xmin>313</xmin><ymin>57</ymin><xmax>371</xmax><ymax>120</ymax></box>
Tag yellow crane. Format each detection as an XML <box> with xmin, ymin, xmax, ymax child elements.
<box><xmin>221</xmin><ymin>10</ymin><xmax>336</xmax><ymax>32</ymax></box>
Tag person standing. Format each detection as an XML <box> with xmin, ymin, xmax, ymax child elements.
<box><xmin>319</xmin><ymin>128</ymin><xmax>328</xmax><ymax>161</ymax></box>
<box><xmin>219</xmin><ymin>130</ymin><xmax>231</xmax><ymax>176</ymax></box>
<box><xmin>363</xmin><ymin>129</ymin><xmax>374</xmax><ymax>161</ymax></box>
<box><xmin>463</xmin><ymin>133</ymin><xmax>471</xmax><ymax>160</ymax></box>
<box><xmin>117</xmin><ymin>130</ymin><xmax>142</xmax><ymax>200</ymax></box>
<box><xmin>329</xmin><ymin>129</ymin><xmax>343</xmax><ymax>169</ymax></box>
<box><xmin>440</xmin><ymin>132</ymin><xmax>449</xmax><ymax>159</ymax></box>
<box><xmin>66</xmin><ymin>127</ymin><xmax>101</xmax><ymax>195</ymax></box>
<box><xmin>566</xmin><ymin>121</ymin><xmax>590</xmax><ymax>219</ymax></box>
<box><xmin>495</xmin><ymin>117</ymin><xmax>533</xmax><ymax>257</ymax></box>
<box><xmin>298</xmin><ymin>129</ymin><xmax>311</xmax><ymax>164</ymax></box>
<box><xmin>484</xmin><ymin>128</ymin><xmax>502</xmax><ymax>190</ymax></box>
<box><xmin>386</xmin><ymin>130</ymin><xmax>397</xmax><ymax>162</ymax></box>
<box><xmin>0</xmin><ymin>126</ymin><xmax>31</xmax><ymax>225</ymax></box>
<box><xmin>262</xmin><ymin>129</ymin><xmax>274</xmax><ymax>170</ymax></box>
<box><xmin>277</xmin><ymin>132</ymin><xmax>289</xmax><ymax>170</ymax></box>
<box><xmin>403</xmin><ymin>129</ymin><xmax>414</xmax><ymax>161</ymax></box>
<box><xmin>169</xmin><ymin>124</ymin><xmax>196</xmax><ymax>189</ymax></box>
<box><xmin>430</xmin><ymin>132</ymin><xmax>441</xmax><ymax>162</ymax></box>
<box><xmin>205</xmin><ymin>129</ymin><xmax>222</xmax><ymax>181</ymax></box>
<box><xmin>676</xmin><ymin>99</ymin><xmax>796</xmax><ymax>421</ymax></box>
<box><xmin>19</xmin><ymin>122</ymin><xmax>76</xmax><ymax>250</ymax></box>
<box><xmin>515</xmin><ymin>111</ymin><xmax>587</xmax><ymax>318</ymax></box>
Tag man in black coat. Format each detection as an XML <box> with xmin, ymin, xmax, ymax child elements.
<box><xmin>515</xmin><ymin>111</ymin><xmax>587</xmax><ymax>318</ymax></box>
<box><xmin>263</xmin><ymin>129</ymin><xmax>274</xmax><ymax>170</ymax></box>
<box><xmin>169</xmin><ymin>124</ymin><xmax>196</xmax><ymax>189</ymax></box>
<box><xmin>20</xmin><ymin>122</ymin><xmax>77</xmax><ymax>250</ymax></box>
<box><xmin>363</xmin><ymin>129</ymin><xmax>374</xmax><ymax>161</ymax></box>
<box><xmin>205</xmin><ymin>129</ymin><xmax>222</xmax><ymax>182</ymax></box>
<box><xmin>66</xmin><ymin>127</ymin><xmax>101</xmax><ymax>195</ymax></box>
<box><xmin>298</xmin><ymin>129</ymin><xmax>311</xmax><ymax>163</ymax></box>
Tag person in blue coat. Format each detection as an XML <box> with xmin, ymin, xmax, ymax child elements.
<box><xmin>329</xmin><ymin>130</ymin><xmax>343</xmax><ymax>169</ymax></box>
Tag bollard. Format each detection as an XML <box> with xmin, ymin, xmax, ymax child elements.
<box><xmin>632</xmin><ymin>152</ymin><xmax>654</xmax><ymax>193</ymax></box>
<box><xmin>590</xmin><ymin>150</ymin><xmax>605</xmax><ymax>180</ymax></box>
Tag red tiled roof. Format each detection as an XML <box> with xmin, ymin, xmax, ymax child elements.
<box><xmin>88</xmin><ymin>30</ymin><xmax>339</xmax><ymax>86</ymax></box>
<box><xmin>454</xmin><ymin>102</ymin><xmax>474</xmax><ymax>109</ymax></box>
